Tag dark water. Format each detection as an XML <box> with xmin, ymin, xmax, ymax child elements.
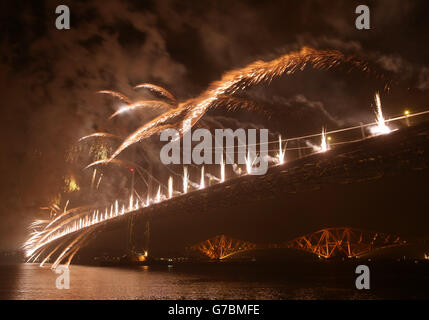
<box><xmin>0</xmin><ymin>262</ymin><xmax>428</xmax><ymax>300</ymax></box>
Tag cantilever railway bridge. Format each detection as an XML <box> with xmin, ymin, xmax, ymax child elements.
<box><xmin>47</xmin><ymin>122</ymin><xmax>429</xmax><ymax>261</ymax></box>
<box><xmin>188</xmin><ymin>228</ymin><xmax>407</xmax><ymax>260</ymax></box>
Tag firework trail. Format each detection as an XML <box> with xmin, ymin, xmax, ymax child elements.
<box><xmin>62</xmin><ymin>228</ymin><xmax>96</xmax><ymax>267</ymax></box>
<box><xmin>168</xmin><ymin>176</ymin><xmax>173</xmax><ymax>198</ymax></box>
<box><xmin>96</xmin><ymin>173</ymin><xmax>103</xmax><ymax>189</ymax></box>
<box><xmin>91</xmin><ymin>169</ymin><xmax>97</xmax><ymax>189</ymax></box>
<box><xmin>109</xmin><ymin>100</ymin><xmax>174</xmax><ymax>119</ymax></box>
<box><xmin>64</xmin><ymin>240</ymin><xmax>87</xmax><ymax>266</ymax></box>
<box><xmin>84</xmin><ymin>123</ymin><xmax>176</xmax><ymax>169</ymax></box>
<box><xmin>24</xmin><ymin>205</ymin><xmax>99</xmax><ymax>258</ymax></box>
<box><xmin>40</xmin><ymin>239</ymin><xmax>68</xmax><ymax>267</ymax></box>
<box><xmin>220</xmin><ymin>155</ymin><xmax>225</xmax><ymax>182</ymax></box>
<box><xmin>183</xmin><ymin>166</ymin><xmax>189</xmax><ymax>194</ymax></box>
<box><xmin>370</xmin><ymin>92</ymin><xmax>391</xmax><ymax>135</ymax></box>
<box><xmin>109</xmin><ymin>47</ymin><xmax>375</xmax><ymax>160</ymax></box>
<box><xmin>210</xmin><ymin>95</ymin><xmax>269</xmax><ymax>115</ymax></box>
<box><xmin>206</xmin><ymin>173</ymin><xmax>221</xmax><ymax>182</ymax></box>
<box><xmin>46</xmin><ymin>206</ymin><xmax>94</xmax><ymax>229</ymax></box>
<box><xmin>97</xmin><ymin>90</ymin><xmax>132</xmax><ymax>105</ymax></box>
<box><xmin>27</xmin><ymin>246</ymin><xmax>48</xmax><ymax>263</ymax></box>
<box><xmin>134</xmin><ymin>83</ymin><xmax>177</xmax><ymax>105</ymax></box>
<box><xmin>320</xmin><ymin>127</ymin><xmax>328</xmax><ymax>152</ymax></box>
<box><xmin>85</xmin><ymin>158</ymin><xmax>136</xmax><ymax>170</ymax></box>
<box><xmin>29</xmin><ymin>220</ymin><xmax>50</xmax><ymax>229</ymax></box>
<box><xmin>79</xmin><ymin>132</ymin><xmax>122</xmax><ymax>141</ymax></box>
<box><xmin>277</xmin><ymin>135</ymin><xmax>287</xmax><ymax>164</ymax></box>
<box><xmin>200</xmin><ymin>166</ymin><xmax>205</xmax><ymax>189</ymax></box>
<box><xmin>51</xmin><ymin>228</ymin><xmax>94</xmax><ymax>269</ymax></box>
<box><xmin>108</xmin><ymin>95</ymin><xmax>262</xmax><ymax>121</ymax></box>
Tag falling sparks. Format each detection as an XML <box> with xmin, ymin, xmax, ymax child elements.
<box><xmin>97</xmin><ymin>90</ymin><xmax>132</xmax><ymax>104</ymax></box>
<box><xmin>200</xmin><ymin>166</ymin><xmax>205</xmax><ymax>189</ymax></box>
<box><xmin>156</xmin><ymin>186</ymin><xmax>161</xmax><ymax>203</ymax></box>
<box><xmin>109</xmin><ymin>100</ymin><xmax>173</xmax><ymax>119</ymax></box>
<box><xmin>146</xmin><ymin>194</ymin><xmax>150</xmax><ymax>207</ymax></box>
<box><xmin>79</xmin><ymin>132</ymin><xmax>122</xmax><ymax>142</ymax></box>
<box><xmin>91</xmin><ymin>169</ymin><xmax>97</xmax><ymax>189</ymax></box>
<box><xmin>168</xmin><ymin>176</ymin><xmax>173</xmax><ymax>198</ymax></box>
<box><xmin>277</xmin><ymin>135</ymin><xmax>286</xmax><ymax>164</ymax></box>
<box><xmin>220</xmin><ymin>155</ymin><xmax>225</xmax><ymax>183</ymax></box>
<box><xmin>134</xmin><ymin>83</ymin><xmax>177</xmax><ymax>106</ymax></box>
<box><xmin>370</xmin><ymin>92</ymin><xmax>391</xmax><ymax>135</ymax></box>
<box><xmin>183</xmin><ymin>166</ymin><xmax>189</xmax><ymax>194</ymax></box>
<box><xmin>245</xmin><ymin>150</ymin><xmax>253</xmax><ymax>174</ymax></box>
<box><xmin>96</xmin><ymin>173</ymin><xmax>103</xmax><ymax>190</ymax></box>
<box><xmin>129</xmin><ymin>194</ymin><xmax>134</xmax><ymax>211</ymax></box>
<box><xmin>320</xmin><ymin>127</ymin><xmax>328</xmax><ymax>153</ymax></box>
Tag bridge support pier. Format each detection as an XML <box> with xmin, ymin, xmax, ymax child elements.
<box><xmin>127</xmin><ymin>213</ymin><xmax>151</xmax><ymax>261</ymax></box>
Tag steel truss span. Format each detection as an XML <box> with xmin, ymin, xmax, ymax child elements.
<box><xmin>189</xmin><ymin>228</ymin><xmax>408</xmax><ymax>259</ymax></box>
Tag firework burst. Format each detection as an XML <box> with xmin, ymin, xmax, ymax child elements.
<box><xmin>108</xmin><ymin>47</ymin><xmax>376</xmax><ymax>161</ymax></box>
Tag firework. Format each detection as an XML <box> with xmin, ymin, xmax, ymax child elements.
<box><xmin>134</xmin><ymin>83</ymin><xmax>177</xmax><ymax>105</ymax></box>
<box><xmin>96</xmin><ymin>173</ymin><xmax>103</xmax><ymax>189</ymax></box>
<box><xmin>79</xmin><ymin>132</ymin><xmax>122</xmax><ymax>142</ymax></box>
<box><xmin>220</xmin><ymin>155</ymin><xmax>225</xmax><ymax>182</ymax></box>
<box><xmin>370</xmin><ymin>92</ymin><xmax>391</xmax><ymax>135</ymax></box>
<box><xmin>156</xmin><ymin>186</ymin><xmax>161</xmax><ymax>203</ymax></box>
<box><xmin>183</xmin><ymin>166</ymin><xmax>189</xmax><ymax>194</ymax></box>
<box><xmin>109</xmin><ymin>47</ymin><xmax>374</xmax><ymax>160</ymax></box>
<box><xmin>277</xmin><ymin>135</ymin><xmax>286</xmax><ymax>164</ymax></box>
<box><xmin>51</xmin><ymin>228</ymin><xmax>93</xmax><ymax>269</ymax></box>
<box><xmin>200</xmin><ymin>166</ymin><xmax>205</xmax><ymax>189</ymax></box>
<box><xmin>168</xmin><ymin>176</ymin><xmax>173</xmax><ymax>198</ymax></box>
<box><xmin>85</xmin><ymin>158</ymin><xmax>135</xmax><ymax>171</ymax></box>
<box><xmin>129</xmin><ymin>194</ymin><xmax>134</xmax><ymax>211</ymax></box>
<box><xmin>97</xmin><ymin>90</ymin><xmax>132</xmax><ymax>105</ymax></box>
<box><xmin>245</xmin><ymin>150</ymin><xmax>253</xmax><ymax>174</ymax></box>
<box><xmin>320</xmin><ymin>127</ymin><xmax>328</xmax><ymax>152</ymax></box>
<box><xmin>40</xmin><ymin>240</ymin><xmax>67</xmax><ymax>267</ymax></box>
<box><xmin>91</xmin><ymin>169</ymin><xmax>97</xmax><ymax>189</ymax></box>
<box><xmin>109</xmin><ymin>100</ymin><xmax>174</xmax><ymax>119</ymax></box>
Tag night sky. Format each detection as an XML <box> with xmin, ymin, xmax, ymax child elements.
<box><xmin>1</xmin><ymin>0</ymin><xmax>429</xmax><ymax>250</ymax></box>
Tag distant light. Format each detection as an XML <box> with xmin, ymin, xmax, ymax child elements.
<box><xmin>327</xmin><ymin>136</ymin><xmax>332</xmax><ymax>141</ymax></box>
<box><xmin>404</xmin><ymin>110</ymin><xmax>410</xmax><ymax>116</ymax></box>
<box><xmin>130</xmin><ymin>168</ymin><xmax>134</xmax><ymax>172</ymax></box>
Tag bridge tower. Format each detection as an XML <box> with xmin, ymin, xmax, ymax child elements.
<box><xmin>126</xmin><ymin>147</ymin><xmax>137</xmax><ymax>258</ymax></box>
<box><xmin>126</xmin><ymin>147</ymin><xmax>151</xmax><ymax>261</ymax></box>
